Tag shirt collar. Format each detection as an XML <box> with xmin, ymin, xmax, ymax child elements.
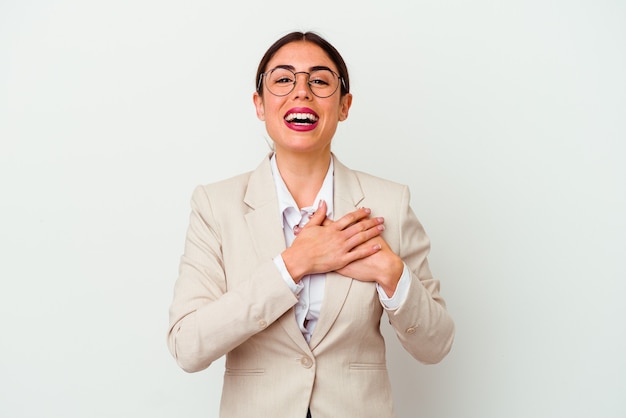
<box><xmin>270</xmin><ymin>153</ymin><xmax>334</xmax><ymax>230</ymax></box>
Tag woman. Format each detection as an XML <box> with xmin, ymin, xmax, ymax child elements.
<box><xmin>167</xmin><ymin>31</ymin><xmax>454</xmax><ymax>418</ymax></box>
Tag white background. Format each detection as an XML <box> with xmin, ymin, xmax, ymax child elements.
<box><xmin>1</xmin><ymin>1</ymin><xmax>625</xmax><ymax>417</ymax></box>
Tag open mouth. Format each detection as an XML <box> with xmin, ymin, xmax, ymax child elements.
<box><xmin>284</xmin><ymin>108</ymin><xmax>319</xmax><ymax>131</ymax></box>
<box><xmin>285</xmin><ymin>112</ymin><xmax>319</xmax><ymax>124</ymax></box>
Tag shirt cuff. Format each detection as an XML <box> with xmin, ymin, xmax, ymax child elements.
<box><xmin>377</xmin><ymin>263</ymin><xmax>411</xmax><ymax>310</ymax></box>
<box><xmin>273</xmin><ymin>255</ymin><xmax>304</xmax><ymax>295</ymax></box>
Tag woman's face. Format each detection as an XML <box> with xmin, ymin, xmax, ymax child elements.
<box><xmin>253</xmin><ymin>41</ymin><xmax>352</xmax><ymax>157</ymax></box>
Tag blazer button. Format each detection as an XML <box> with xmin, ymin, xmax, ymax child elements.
<box><xmin>406</xmin><ymin>326</ymin><xmax>417</xmax><ymax>334</ymax></box>
<box><xmin>299</xmin><ymin>356</ymin><xmax>313</xmax><ymax>368</ymax></box>
<box><xmin>258</xmin><ymin>320</ymin><xmax>268</xmax><ymax>328</ymax></box>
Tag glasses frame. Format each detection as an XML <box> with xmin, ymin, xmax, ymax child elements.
<box><xmin>258</xmin><ymin>67</ymin><xmax>346</xmax><ymax>98</ymax></box>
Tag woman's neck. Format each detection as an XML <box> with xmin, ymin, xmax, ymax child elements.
<box><xmin>274</xmin><ymin>150</ymin><xmax>331</xmax><ymax>209</ymax></box>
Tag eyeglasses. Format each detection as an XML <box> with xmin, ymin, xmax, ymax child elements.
<box><xmin>258</xmin><ymin>67</ymin><xmax>345</xmax><ymax>98</ymax></box>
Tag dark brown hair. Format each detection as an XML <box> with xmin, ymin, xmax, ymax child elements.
<box><xmin>255</xmin><ymin>31</ymin><xmax>350</xmax><ymax>97</ymax></box>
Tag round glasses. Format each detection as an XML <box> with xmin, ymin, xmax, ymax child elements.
<box><xmin>258</xmin><ymin>67</ymin><xmax>344</xmax><ymax>98</ymax></box>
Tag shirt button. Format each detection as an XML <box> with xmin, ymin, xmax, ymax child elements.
<box><xmin>299</xmin><ymin>356</ymin><xmax>313</xmax><ymax>368</ymax></box>
<box><xmin>406</xmin><ymin>326</ymin><xmax>417</xmax><ymax>334</ymax></box>
<box><xmin>258</xmin><ymin>320</ymin><xmax>268</xmax><ymax>328</ymax></box>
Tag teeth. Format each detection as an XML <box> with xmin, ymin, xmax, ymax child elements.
<box><xmin>285</xmin><ymin>113</ymin><xmax>319</xmax><ymax>123</ymax></box>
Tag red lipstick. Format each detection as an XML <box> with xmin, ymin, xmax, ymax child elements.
<box><xmin>284</xmin><ymin>107</ymin><xmax>319</xmax><ymax>132</ymax></box>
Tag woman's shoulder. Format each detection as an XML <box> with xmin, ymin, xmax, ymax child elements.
<box><xmin>190</xmin><ymin>154</ymin><xmax>273</xmax><ymax>208</ymax></box>
<box><xmin>353</xmin><ymin>169</ymin><xmax>406</xmax><ymax>189</ymax></box>
<box><xmin>190</xmin><ymin>170</ymin><xmax>253</xmax><ymax>209</ymax></box>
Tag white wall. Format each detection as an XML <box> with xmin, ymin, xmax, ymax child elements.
<box><xmin>1</xmin><ymin>1</ymin><xmax>624</xmax><ymax>417</ymax></box>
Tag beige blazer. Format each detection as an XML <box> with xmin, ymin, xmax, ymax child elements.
<box><xmin>168</xmin><ymin>153</ymin><xmax>454</xmax><ymax>418</ymax></box>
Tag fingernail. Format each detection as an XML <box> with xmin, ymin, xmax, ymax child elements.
<box><xmin>318</xmin><ymin>200</ymin><xmax>324</xmax><ymax>209</ymax></box>
<box><xmin>378</xmin><ymin>225</ymin><xmax>385</xmax><ymax>231</ymax></box>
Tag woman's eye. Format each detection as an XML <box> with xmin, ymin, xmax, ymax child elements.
<box><xmin>310</xmin><ymin>79</ymin><xmax>329</xmax><ymax>86</ymax></box>
<box><xmin>276</xmin><ymin>77</ymin><xmax>293</xmax><ymax>84</ymax></box>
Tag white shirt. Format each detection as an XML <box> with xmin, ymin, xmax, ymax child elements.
<box><xmin>270</xmin><ymin>154</ymin><xmax>411</xmax><ymax>344</ymax></box>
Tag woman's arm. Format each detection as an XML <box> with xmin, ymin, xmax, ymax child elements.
<box><xmin>385</xmin><ymin>186</ymin><xmax>455</xmax><ymax>364</ymax></box>
<box><xmin>167</xmin><ymin>186</ymin><xmax>298</xmax><ymax>373</ymax></box>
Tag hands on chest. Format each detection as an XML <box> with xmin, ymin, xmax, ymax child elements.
<box><xmin>281</xmin><ymin>200</ymin><xmax>404</xmax><ymax>296</ymax></box>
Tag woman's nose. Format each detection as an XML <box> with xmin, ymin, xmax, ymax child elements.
<box><xmin>292</xmin><ymin>73</ymin><xmax>312</xmax><ymax>99</ymax></box>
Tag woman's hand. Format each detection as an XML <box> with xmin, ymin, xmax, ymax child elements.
<box><xmin>334</xmin><ymin>236</ymin><xmax>404</xmax><ymax>297</ymax></box>
<box><xmin>281</xmin><ymin>201</ymin><xmax>385</xmax><ymax>282</ymax></box>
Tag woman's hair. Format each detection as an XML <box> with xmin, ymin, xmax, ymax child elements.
<box><xmin>255</xmin><ymin>31</ymin><xmax>350</xmax><ymax>97</ymax></box>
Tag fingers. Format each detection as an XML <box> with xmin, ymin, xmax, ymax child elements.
<box><xmin>332</xmin><ymin>207</ymin><xmax>372</xmax><ymax>231</ymax></box>
<box><xmin>306</xmin><ymin>200</ymin><xmax>328</xmax><ymax>226</ymax></box>
<box><xmin>320</xmin><ymin>207</ymin><xmax>385</xmax><ymax>248</ymax></box>
<box><xmin>343</xmin><ymin>216</ymin><xmax>384</xmax><ymax>235</ymax></box>
<box><xmin>308</xmin><ymin>204</ymin><xmax>377</xmax><ymax>232</ymax></box>
<box><xmin>296</xmin><ymin>200</ymin><xmax>328</xmax><ymax>235</ymax></box>
<box><xmin>340</xmin><ymin>237</ymin><xmax>385</xmax><ymax>268</ymax></box>
<box><xmin>343</xmin><ymin>217</ymin><xmax>385</xmax><ymax>249</ymax></box>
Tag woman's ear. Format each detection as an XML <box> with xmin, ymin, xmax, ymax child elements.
<box><xmin>338</xmin><ymin>93</ymin><xmax>352</xmax><ymax>121</ymax></box>
<box><xmin>253</xmin><ymin>92</ymin><xmax>265</xmax><ymax>121</ymax></box>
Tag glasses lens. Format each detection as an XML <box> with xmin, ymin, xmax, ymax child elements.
<box><xmin>309</xmin><ymin>69</ymin><xmax>339</xmax><ymax>98</ymax></box>
<box><xmin>266</xmin><ymin>68</ymin><xmax>295</xmax><ymax>96</ymax></box>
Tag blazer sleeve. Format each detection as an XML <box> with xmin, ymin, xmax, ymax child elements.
<box><xmin>167</xmin><ymin>186</ymin><xmax>298</xmax><ymax>373</ymax></box>
<box><xmin>385</xmin><ymin>185</ymin><xmax>455</xmax><ymax>364</ymax></box>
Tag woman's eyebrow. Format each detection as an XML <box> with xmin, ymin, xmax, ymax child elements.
<box><xmin>273</xmin><ymin>64</ymin><xmax>296</xmax><ymax>71</ymax></box>
<box><xmin>309</xmin><ymin>65</ymin><xmax>334</xmax><ymax>72</ymax></box>
<box><xmin>272</xmin><ymin>64</ymin><xmax>335</xmax><ymax>72</ymax></box>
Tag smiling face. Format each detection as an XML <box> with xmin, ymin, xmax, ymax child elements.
<box><xmin>253</xmin><ymin>41</ymin><xmax>352</xmax><ymax>158</ymax></box>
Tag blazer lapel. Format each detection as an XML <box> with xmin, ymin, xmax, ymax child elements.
<box><xmin>243</xmin><ymin>154</ymin><xmax>312</xmax><ymax>354</ymax></box>
<box><xmin>243</xmin><ymin>154</ymin><xmax>286</xmax><ymax>261</ymax></box>
<box><xmin>309</xmin><ymin>155</ymin><xmax>365</xmax><ymax>350</ymax></box>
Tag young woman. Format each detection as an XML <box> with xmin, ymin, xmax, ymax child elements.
<box><xmin>167</xmin><ymin>31</ymin><xmax>454</xmax><ymax>418</ymax></box>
